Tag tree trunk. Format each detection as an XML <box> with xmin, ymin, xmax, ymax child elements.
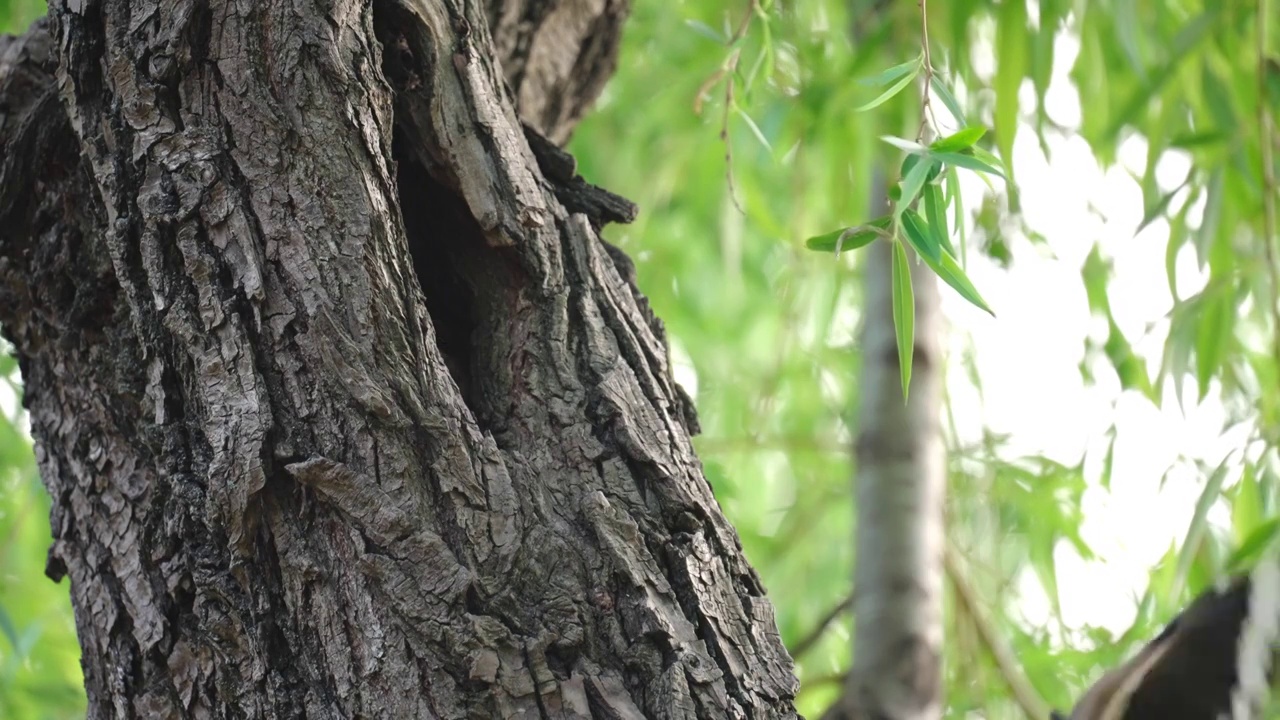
<box><xmin>0</xmin><ymin>1</ymin><xmax>798</xmax><ymax>717</ymax></box>
<box><xmin>826</xmin><ymin>180</ymin><xmax>947</xmax><ymax>720</ymax></box>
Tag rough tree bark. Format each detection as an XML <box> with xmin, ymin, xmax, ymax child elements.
<box><xmin>0</xmin><ymin>1</ymin><xmax>798</xmax><ymax>717</ymax></box>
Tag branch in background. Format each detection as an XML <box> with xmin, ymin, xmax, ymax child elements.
<box><xmin>944</xmin><ymin>544</ymin><xmax>1052</xmax><ymax>720</ymax></box>
<box><xmin>790</xmin><ymin>593</ymin><xmax>854</xmax><ymax>659</ymax></box>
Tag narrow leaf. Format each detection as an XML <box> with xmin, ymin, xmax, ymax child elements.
<box><xmin>685</xmin><ymin>20</ymin><xmax>727</xmax><ymax>44</ymax></box>
<box><xmin>880</xmin><ymin>135</ymin><xmax>931</xmax><ymax>154</ymax></box>
<box><xmin>1194</xmin><ymin>291</ymin><xmax>1232</xmax><ymax>400</ymax></box>
<box><xmin>946</xmin><ymin>168</ymin><xmax>968</xmax><ymax>267</ymax></box>
<box><xmin>995</xmin><ymin>0</ymin><xmax>1028</xmax><ymax>177</ymax></box>
<box><xmin>900</xmin><ymin>207</ymin><xmax>943</xmax><ymax>263</ymax></box>
<box><xmin>903</xmin><ymin>210</ymin><xmax>994</xmax><ymax>315</ymax></box>
<box><xmin>930</xmin><ymin>75</ymin><xmax>968</xmax><ymax>125</ymax></box>
<box><xmin>856</xmin><ymin>61</ymin><xmax>922</xmax><ymax>112</ymax></box>
<box><xmin>1227</xmin><ymin>518</ymin><xmax>1280</xmax><ymax>573</ymax></box>
<box><xmin>734</xmin><ymin>106</ymin><xmax>773</xmax><ymax>152</ymax></box>
<box><xmin>934</xmin><ymin>150</ymin><xmax>1006</xmax><ymax>178</ymax></box>
<box><xmin>1137</xmin><ymin>180</ymin><xmax>1187</xmax><ymax>234</ymax></box>
<box><xmin>1100</xmin><ymin>8</ymin><xmax>1219</xmax><ymax>143</ymax></box>
<box><xmin>923</xmin><ymin>185</ymin><xmax>956</xmax><ymax>258</ymax></box>
<box><xmin>1171</xmin><ymin>455</ymin><xmax>1233</xmax><ymax>600</ymax></box>
<box><xmin>891</xmin><ymin>240</ymin><xmax>915</xmax><ymax>399</ymax></box>
<box><xmin>805</xmin><ymin>217</ymin><xmax>893</xmax><ymax>253</ymax></box>
<box><xmin>859</xmin><ymin>53</ymin><xmax>924</xmax><ymax>87</ymax></box>
<box><xmin>0</xmin><ymin>603</ymin><xmax>19</xmax><ymax>654</ymax></box>
<box><xmin>1194</xmin><ymin>169</ymin><xmax>1224</xmax><ymax>268</ymax></box>
<box><xmin>930</xmin><ymin>126</ymin><xmax>988</xmax><ymax>153</ymax></box>
<box><xmin>895</xmin><ymin>157</ymin><xmax>937</xmax><ymax>220</ymax></box>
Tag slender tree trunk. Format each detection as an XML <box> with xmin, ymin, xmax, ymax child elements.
<box><xmin>0</xmin><ymin>1</ymin><xmax>799</xmax><ymax>717</ymax></box>
<box><xmin>826</xmin><ymin>179</ymin><xmax>947</xmax><ymax>720</ymax></box>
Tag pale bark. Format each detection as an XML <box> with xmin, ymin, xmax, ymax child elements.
<box><xmin>826</xmin><ymin>182</ymin><xmax>947</xmax><ymax>720</ymax></box>
<box><xmin>0</xmin><ymin>1</ymin><xmax>798</xmax><ymax>717</ymax></box>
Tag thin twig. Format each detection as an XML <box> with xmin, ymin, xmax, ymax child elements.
<box><xmin>917</xmin><ymin>0</ymin><xmax>938</xmax><ymax>142</ymax></box>
<box><xmin>730</xmin><ymin>0</ymin><xmax>760</xmax><ymax>44</ymax></box>
<box><xmin>693</xmin><ymin>65</ymin><xmax>727</xmax><ymax>115</ymax></box>
<box><xmin>790</xmin><ymin>593</ymin><xmax>854</xmax><ymax>659</ymax></box>
<box><xmin>693</xmin><ymin>0</ymin><xmax>761</xmax><ymax>114</ymax></box>
<box><xmin>944</xmin><ymin>544</ymin><xmax>1053</xmax><ymax>720</ymax></box>
<box><xmin>721</xmin><ymin>51</ymin><xmax>747</xmax><ymax>215</ymax></box>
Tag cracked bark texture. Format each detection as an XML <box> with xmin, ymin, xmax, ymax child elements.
<box><xmin>0</xmin><ymin>0</ymin><xmax>798</xmax><ymax>717</ymax></box>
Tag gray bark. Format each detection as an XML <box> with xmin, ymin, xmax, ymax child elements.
<box><xmin>827</xmin><ymin>182</ymin><xmax>947</xmax><ymax>720</ymax></box>
<box><xmin>0</xmin><ymin>1</ymin><xmax>798</xmax><ymax>717</ymax></box>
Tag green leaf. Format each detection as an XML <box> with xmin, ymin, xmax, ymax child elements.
<box><xmin>968</xmin><ymin>145</ymin><xmax>1005</xmax><ymax>169</ymax></box>
<box><xmin>929</xmin><ymin>75</ymin><xmax>967</xmax><ymax>125</ymax></box>
<box><xmin>1164</xmin><ymin>201</ymin><xmax>1192</xmax><ymax>301</ymax></box>
<box><xmin>1099</xmin><ymin>427</ymin><xmax>1117</xmax><ymax>490</ymax></box>
<box><xmin>733</xmin><ymin>106</ymin><xmax>773</xmax><ymax>152</ymax></box>
<box><xmin>891</xmin><ymin>240</ymin><xmax>915</xmax><ymax>400</ymax></box>
<box><xmin>1171</xmin><ymin>456</ymin><xmax>1233</xmax><ymax>601</ymax></box>
<box><xmin>995</xmin><ymin>0</ymin><xmax>1028</xmax><ymax>178</ymax></box>
<box><xmin>804</xmin><ymin>217</ymin><xmax>892</xmax><ymax>253</ymax></box>
<box><xmin>1168</xmin><ymin>131</ymin><xmax>1228</xmax><ymax>149</ymax></box>
<box><xmin>895</xmin><ymin>156</ymin><xmax>937</xmax><ymax>220</ymax></box>
<box><xmin>1195</xmin><ymin>290</ymin><xmax>1232</xmax><ymax>401</ymax></box>
<box><xmin>0</xmin><ymin>603</ymin><xmax>20</xmax><ymax>655</ymax></box>
<box><xmin>1104</xmin><ymin>318</ymin><xmax>1153</xmax><ymax>398</ymax></box>
<box><xmin>901</xmin><ymin>153</ymin><xmax>942</xmax><ymax>184</ymax></box>
<box><xmin>685</xmin><ymin>19</ymin><xmax>726</xmax><ymax>44</ymax></box>
<box><xmin>1137</xmin><ymin>180</ymin><xmax>1187</xmax><ymax>235</ymax></box>
<box><xmin>945</xmin><ymin>168</ymin><xmax>967</xmax><ymax>266</ymax></box>
<box><xmin>900</xmin><ymin>205</ymin><xmax>942</xmax><ymax>263</ymax></box>
<box><xmin>859</xmin><ymin>53</ymin><xmax>924</xmax><ymax>87</ymax></box>
<box><xmin>933</xmin><ymin>150</ymin><xmax>1006</xmax><ymax>178</ymax></box>
<box><xmin>930</xmin><ymin>126</ymin><xmax>987</xmax><ymax>153</ymax></box>
<box><xmin>1195</xmin><ymin>170</ymin><xmax>1225</xmax><ymax>269</ymax></box>
<box><xmin>856</xmin><ymin>58</ymin><xmax>922</xmax><ymax>112</ymax></box>
<box><xmin>1201</xmin><ymin>64</ymin><xmax>1236</xmax><ymax>133</ymax></box>
<box><xmin>1227</xmin><ymin>519</ymin><xmax>1280</xmax><ymax>574</ymax></box>
<box><xmin>1113</xmin><ymin>0</ymin><xmax>1146</xmax><ymax>78</ymax></box>
<box><xmin>903</xmin><ymin>210</ymin><xmax>995</xmax><ymax>315</ymax></box>
<box><xmin>1100</xmin><ymin>8</ymin><xmax>1219</xmax><ymax>143</ymax></box>
<box><xmin>923</xmin><ymin>185</ymin><xmax>956</xmax><ymax>258</ymax></box>
<box><xmin>880</xmin><ymin>135</ymin><xmax>930</xmax><ymax>154</ymax></box>
<box><xmin>1231</xmin><ymin>464</ymin><xmax>1263</xmax><ymax>546</ymax></box>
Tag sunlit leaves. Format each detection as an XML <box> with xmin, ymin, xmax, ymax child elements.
<box><xmin>900</xmin><ymin>208</ymin><xmax>941</xmax><ymax>263</ymax></box>
<box><xmin>994</xmin><ymin>0</ymin><xmax>1028</xmax><ymax>181</ymax></box>
<box><xmin>808</xmin><ymin>109</ymin><xmax>1000</xmax><ymax>395</ymax></box>
<box><xmin>584</xmin><ymin>0</ymin><xmax>1280</xmax><ymax>716</ymax></box>
<box><xmin>930</xmin><ymin>126</ymin><xmax>986</xmax><ymax>153</ymax></box>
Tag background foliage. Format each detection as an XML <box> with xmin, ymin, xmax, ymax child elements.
<box><xmin>1</xmin><ymin>0</ymin><xmax>1278</xmax><ymax>717</ymax></box>
<box><xmin>0</xmin><ymin>7</ymin><xmax>83</xmax><ymax>720</ymax></box>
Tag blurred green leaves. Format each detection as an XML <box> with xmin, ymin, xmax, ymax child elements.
<box><xmin>0</xmin><ymin>4</ymin><xmax>85</xmax><ymax>719</ymax></box>
<box><xmin>0</xmin><ymin>364</ymin><xmax>83</xmax><ymax>720</ymax></box>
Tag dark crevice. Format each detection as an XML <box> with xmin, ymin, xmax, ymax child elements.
<box><xmin>392</xmin><ymin>131</ymin><xmax>482</xmax><ymax>411</ymax></box>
